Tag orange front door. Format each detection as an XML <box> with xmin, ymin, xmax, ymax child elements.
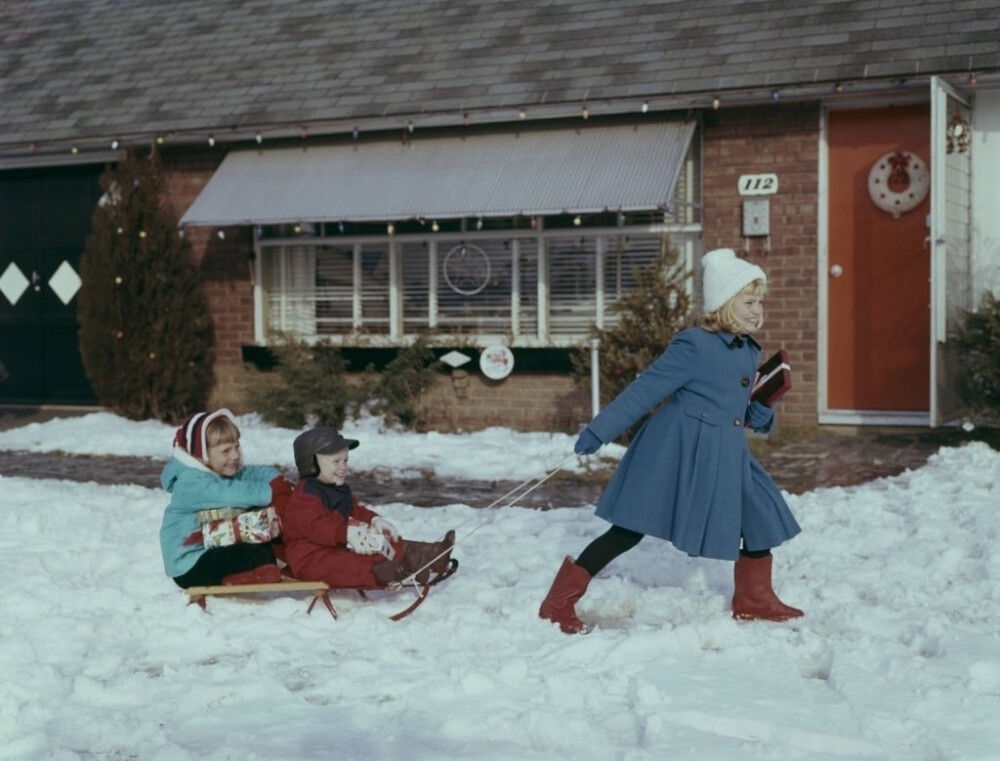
<box><xmin>827</xmin><ymin>105</ymin><xmax>930</xmax><ymax>411</ymax></box>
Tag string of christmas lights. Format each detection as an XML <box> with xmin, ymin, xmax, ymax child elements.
<box><xmin>6</xmin><ymin>69</ymin><xmax>983</xmax><ymax>161</ymax></box>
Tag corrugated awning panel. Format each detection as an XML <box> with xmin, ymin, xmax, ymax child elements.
<box><xmin>180</xmin><ymin>120</ymin><xmax>696</xmax><ymax>226</ymax></box>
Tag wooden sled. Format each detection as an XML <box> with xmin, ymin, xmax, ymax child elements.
<box><xmin>185</xmin><ymin>559</ymin><xmax>458</xmax><ymax>621</ymax></box>
<box><xmin>186</xmin><ymin>579</ymin><xmax>336</xmax><ymax>618</ymax></box>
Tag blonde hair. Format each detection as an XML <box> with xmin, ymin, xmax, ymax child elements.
<box><xmin>205</xmin><ymin>415</ymin><xmax>240</xmax><ymax>451</ymax></box>
<box><xmin>698</xmin><ymin>279</ymin><xmax>766</xmax><ymax>334</ymax></box>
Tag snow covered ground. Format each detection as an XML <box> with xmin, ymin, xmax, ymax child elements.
<box><xmin>1</xmin><ymin>413</ymin><xmax>998</xmax><ymax>761</ymax></box>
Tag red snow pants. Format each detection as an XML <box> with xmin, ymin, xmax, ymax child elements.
<box><xmin>288</xmin><ymin>538</ymin><xmax>407</xmax><ymax>588</ymax></box>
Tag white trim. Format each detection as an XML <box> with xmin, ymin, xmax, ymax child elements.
<box><xmin>819</xmin><ymin>410</ymin><xmax>931</xmax><ymax>427</ymax></box>
<box><xmin>929</xmin><ymin>76</ymin><xmax>974</xmax><ymax>427</ymax></box>
<box><xmin>930</xmin><ymin>78</ymin><xmax>947</xmax><ymax>343</ymax></box>
<box><xmin>352</xmin><ymin>243</ymin><xmax>362</xmax><ymax>329</ymax></box>
<box><xmin>258</xmin><ymin>223</ymin><xmax>701</xmax><ymax>247</ymax></box>
<box><xmin>929</xmin><ymin>80</ymin><xmax>945</xmax><ymax>427</ymax></box>
<box><xmin>681</xmin><ymin>236</ymin><xmax>695</xmax><ymax>301</ymax></box>
<box><xmin>817</xmin><ymin>106</ymin><xmax>831</xmax><ymax>420</ymax></box>
<box><xmin>971</xmin><ymin>90</ymin><xmax>1000</xmax><ymax>304</ymax></box>
<box><xmin>0</xmin><ymin>150</ymin><xmax>122</xmax><ymax>170</ymax></box>
<box><xmin>252</xmin><ymin>236</ymin><xmax>265</xmax><ymax>344</ymax></box>
<box><xmin>537</xmin><ymin>224</ymin><xmax>549</xmax><ymax>342</ymax></box>
<box><xmin>170</xmin><ymin>445</ymin><xmax>215</xmax><ymax>473</ymax></box>
<box><xmin>929</xmin><ymin>76</ymin><xmax>972</xmax><ymax>343</ymax></box>
<box><xmin>281</xmin><ymin>332</ymin><xmax>590</xmax><ymax>349</ymax></box>
<box><xmin>428</xmin><ymin>239</ymin><xmax>439</xmax><ymax>329</ymax></box>
<box><xmin>389</xmin><ymin>241</ymin><xmax>401</xmax><ymax>340</ymax></box>
<box><xmin>510</xmin><ymin>239</ymin><xmax>521</xmax><ymax>336</ymax></box>
<box><xmin>595</xmin><ymin>236</ymin><xmax>605</xmax><ymax>329</ymax></box>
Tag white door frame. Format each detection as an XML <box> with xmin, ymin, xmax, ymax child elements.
<box><xmin>929</xmin><ymin>76</ymin><xmax>973</xmax><ymax>427</ymax></box>
<box><xmin>818</xmin><ymin>101</ymin><xmax>933</xmax><ymax>427</ymax></box>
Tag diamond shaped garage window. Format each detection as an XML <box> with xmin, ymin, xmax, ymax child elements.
<box><xmin>49</xmin><ymin>260</ymin><xmax>82</xmax><ymax>305</ymax></box>
<box><xmin>0</xmin><ymin>262</ymin><xmax>30</xmax><ymax>306</ymax></box>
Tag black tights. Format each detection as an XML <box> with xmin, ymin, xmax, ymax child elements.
<box><xmin>574</xmin><ymin>525</ymin><xmax>769</xmax><ymax>576</ymax></box>
<box><xmin>173</xmin><ymin>543</ymin><xmax>276</xmax><ymax>589</ymax></box>
<box><xmin>575</xmin><ymin>525</ymin><xmax>644</xmax><ymax>576</ymax></box>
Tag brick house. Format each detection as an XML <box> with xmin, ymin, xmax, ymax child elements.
<box><xmin>2</xmin><ymin>1</ymin><xmax>999</xmax><ymax>431</ymax></box>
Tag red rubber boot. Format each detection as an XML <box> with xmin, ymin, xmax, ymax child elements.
<box><xmin>731</xmin><ymin>552</ymin><xmax>803</xmax><ymax>622</ymax></box>
<box><xmin>539</xmin><ymin>557</ymin><xmax>592</xmax><ymax>634</ymax></box>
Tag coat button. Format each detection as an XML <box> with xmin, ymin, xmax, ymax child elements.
<box><xmin>741</xmin><ymin>377</ymin><xmax>750</xmax><ymax>387</ymax></box>
<box><xmin>733</xmin><ymin>418</ymin><xmax>743</xmax><ymax>427</ymax></box>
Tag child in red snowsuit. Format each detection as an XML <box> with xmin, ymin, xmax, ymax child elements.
<box><xmin>279</xmin><ymin>427</ymin><xmax>455</xmax><ymax>588</ymax></box>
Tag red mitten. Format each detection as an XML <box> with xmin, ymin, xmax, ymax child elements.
<box><xmin>269</xmin><ymin>475</ymin><xmax>293</xmax><ymax>514</ymax></box>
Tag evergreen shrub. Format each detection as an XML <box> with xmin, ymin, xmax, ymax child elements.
<box><xmin>244</xmin><ymin>337</ymin><xmax>360</xmax><ymax>429</ymax></box>
<box><xmin>955</xmin><ymin>291</ymin><xmax>1000</xmax><ymax>425</ymax></box>
<box><xmin>245</xmin><ymin>334</ymin><xmax>441</xmax><ymax>430</ymax></box>
<box><xmin>366</xmin><ymin>333</ymin><xmax>442</xmax><ymax>428</ymax></box>
<box><xmin>78</xmin><ymin>149</ymin><xmax>214</xmax><ymax>421</ymax></box>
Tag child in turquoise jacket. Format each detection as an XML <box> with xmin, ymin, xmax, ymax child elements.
<box><xmin>159</xmin><ymin>409</ymin><xmax>291</xmax><ymax>588</ymax></box>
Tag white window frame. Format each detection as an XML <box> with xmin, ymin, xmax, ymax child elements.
<box><xmin>254</xmin><ymin>224</ymin><xmax>700</xmax><ymax>348</ymax></box>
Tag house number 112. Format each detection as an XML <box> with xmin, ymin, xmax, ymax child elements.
<box><xmin>738</xmin><ymin>173</ymin><xmax>779</xmax><ymax>195</ymax></box>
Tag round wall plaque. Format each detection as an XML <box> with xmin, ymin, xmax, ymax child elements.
<box><xmin>479</xmin><ymin>345</ymin><xmax>514</xmax><ymax>380</ymax></box>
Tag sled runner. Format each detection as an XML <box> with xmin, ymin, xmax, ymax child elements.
<box><xmin>186</xmin><ymin>579</ymin><xmax>335</xmax><ymax>617</ymax></box>
<box><xmin>185</xmin><ymin>559</ymin><xmax>458</xmax><ymax>621</ymax></box>
<box><xmin>353</xmin><ymin>557</ymin><xmax>459</xmax><ymax>621</ymax></box>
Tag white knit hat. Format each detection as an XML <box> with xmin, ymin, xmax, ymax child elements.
<box><xmin>701</xmin><ymin>248</ymin><xmax>766</xmax><ymax>313</ymax></box>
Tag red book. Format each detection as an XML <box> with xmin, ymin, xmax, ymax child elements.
<box><xmin>751</xmin><ymin>349</ymin><xmax>791</xmax><ymax>405</ymax></box>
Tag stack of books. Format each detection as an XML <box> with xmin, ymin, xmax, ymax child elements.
<box><xmin>751</xmin><ymin>349</ymin><xmax>791</xmax><ymax>406</ymax></box>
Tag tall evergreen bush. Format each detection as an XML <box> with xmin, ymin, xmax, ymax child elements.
<box><xmin>78</xmin><ymin>149</ymin><xmax>214</xmax><ymax>421</ymax></box>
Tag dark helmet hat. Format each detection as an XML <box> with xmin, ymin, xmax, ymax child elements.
<box><xmin>293</xmin><ymin>426</ymin><xmax>359</xmax><ymax>478</ymax></box>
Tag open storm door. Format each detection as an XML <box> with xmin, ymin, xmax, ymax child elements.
<box><xmin>929</xmin><ymin>76</ymin><xmax>973</xmax><ymax>427</ymax></box>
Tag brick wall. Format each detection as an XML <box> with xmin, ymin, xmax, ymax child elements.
<box><xmin>420</xmin><ymin>369</ymin><xmax>589</xmax><ymax>433</ymax></box>
<box><xmin>162</xmin><ymin>149</ymin><xmax>258</xmax><ymax>410</ymax></box>
<box><xmin>701</xmin><ymin>103</ymin><xmax>820</xmax><ymax>430</ymax></box>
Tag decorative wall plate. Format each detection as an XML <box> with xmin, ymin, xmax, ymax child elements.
<box><xmin>479</xmin><ymin>345</ymin><xmax>514</xmax><ymax>380</ymax></box>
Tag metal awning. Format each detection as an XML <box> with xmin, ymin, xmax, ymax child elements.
<box><xmin>180</xmin><ymin>120</ymin><xmax>696</xmax><ymax>226</ymax></box>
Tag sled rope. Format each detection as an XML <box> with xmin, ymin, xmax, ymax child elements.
<box><xmin>479</xmin><ymin>454</ymin><xmax>578</xmax><ymax>510</ymax></box>
<box><xmin>401</xmin><ymin>452</ymin><xmax>578</xmax><ymax>586</ymax></box>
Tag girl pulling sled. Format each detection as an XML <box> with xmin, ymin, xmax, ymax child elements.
<box><xmin>539</xmin><ymin>248</ymin><xmax>804</xmax><ymax>634</ymax></box>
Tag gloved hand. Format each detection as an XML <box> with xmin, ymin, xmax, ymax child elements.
<box><xmin>346</xmin><ymin>519</ymin><xmax>396</xmax><ymax>559</ymax></box>
<box><xmin>370</xmin><ymin>516</ymin><xmax>400</xmax><ymax>541</ymax></box>
<box><xmin>574</xmin><ymin>427</ymin><xmax>602</xmax><ymax>455</ymax></box>
<box><xmin>746</xmin><ymin>400</ymin><xmax>775</xmax><ymax>434</ymax></box>
<box><xmin>268</xmin><ymin>475</ymin><xmax>293</xmax><ymax>511</ymax></box>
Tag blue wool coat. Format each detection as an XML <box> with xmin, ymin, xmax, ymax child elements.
<box><xmin>158</xmin><ymin>448</ymin><xmax>280</xmax><ymax>577</ymax></box>
<box><xmin>587</xmin><ymin>327</ymin><xmax>800</xmax><ymax>560</ymax></box>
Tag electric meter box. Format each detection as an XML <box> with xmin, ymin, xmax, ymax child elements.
<box><xmin>742</xmin><ymin>199</ymin><xmax>770</xmax><ymax>237</ymax></box>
